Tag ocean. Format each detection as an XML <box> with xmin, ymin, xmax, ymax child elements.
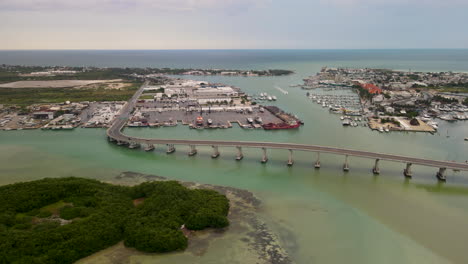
<box><xmin>1</xmin><ymin>50</ymin><xmax>468</xmax><ymax>263</ymax></box>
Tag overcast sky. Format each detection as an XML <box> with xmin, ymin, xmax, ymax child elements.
<box><xmin>1</xmin><ymin>0</ymin><xmax>467</xmax><ymax>49</ymax></box>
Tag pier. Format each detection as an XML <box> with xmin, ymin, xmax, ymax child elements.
<box><xmin>107</xmin><ymin>82</ymin><xmax>468</xmax><ymax>181</ymax></box>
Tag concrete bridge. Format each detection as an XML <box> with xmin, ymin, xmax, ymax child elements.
<box><xmin>107</xmin><ymin>82</ymin><xmax>468</xmax><ymax>181</ymax></box>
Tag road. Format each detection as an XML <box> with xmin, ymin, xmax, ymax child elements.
<box><xmin>107</xmin><ymin>82</ymin><xmax>468</xmax><ymax>172</ymax></box>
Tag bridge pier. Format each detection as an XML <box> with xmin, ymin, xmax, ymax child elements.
<box><xmin>188</xmin><ymin>145</ymin><xmax>197</xmax><ymax>156</ymax></box>
<box><xmin>314</xmin><ymin>152</ymin><xmax>321</xmax><ymax>168</ymax></box>
<box><xmin>211</xmin><ymin>145</ymin><xmax>220</xmax><ymax>158</ymax></box>
<box><xmin>236</xmin><ymin>146</ymin><xmax>243</xmax><ymax>161</ymax></box>
<box><xmin>144</xmin><ymin>144</ymin><xmax>155</xmax><ymax>152</ymax></box>
<box><xmin>403</xmin><ymin>163</ymin><xmax>412</xmax><ymax>178</ymax></box>
<box><xmin>343</xmin><ymin>155</ymin><xmax>350</xmax><ymax>171</ymax></box>
<box><xmin>436</xmin><ymin>167</ymin><xmax>447</xmax><ymax>182</ymax></box>
<box><xmin>166</xmin><ymin>144</ymin><xmax>175</xmax><ymax>154</ymax></box>
<box><xmin>373</xmin><ymin>159</ymin><xmax>380</xmax><ymax>174</ymax></box>
<box><xmin>261</xmin><ymin>148</ymin><xmax>268</xmax><ymax>163</ymax></box>
<box><xmin>287</xmin><ymin>149</ymin><xmax>294</xmax><ymax>166</ymax></box>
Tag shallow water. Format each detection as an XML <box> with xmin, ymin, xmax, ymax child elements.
<box><xmin>1</xmin><ymin>50</ymin><xmax>468</xmax><ymax>263</ymax></box>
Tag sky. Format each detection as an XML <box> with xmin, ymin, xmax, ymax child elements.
<box><xmin>1</xmin><ymin>0</ymin><xmax>467</xmax><ymax>49</ymax></box>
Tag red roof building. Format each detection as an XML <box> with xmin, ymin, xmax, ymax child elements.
<box><xmin>360</xmin><ymin>83</ymin><xmax>382</xmax><ymax>94</ymax></box>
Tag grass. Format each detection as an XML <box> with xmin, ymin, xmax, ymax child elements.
<box><xmin>0</xmin><ymin>81</ymin><xmax>142</xmax><ymax>106</ymax></box>
<box><xmin>40</xmin><ymin>201</ymin><xmax>69</xmax><ymax>215</ymax></box>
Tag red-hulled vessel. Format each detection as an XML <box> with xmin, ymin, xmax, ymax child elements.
<box><xmin>262</xmin><ymin>121</ymin><xmax>301</xmax><ymax>130</ymax></box>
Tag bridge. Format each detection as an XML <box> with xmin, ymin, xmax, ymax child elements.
<box><xmin>107</xmin><ymin>82</ymin><xmax>468</xmax><ymax>181</ymax></box>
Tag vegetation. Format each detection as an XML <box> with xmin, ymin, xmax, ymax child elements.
<box><xmin>0</xmin><ymin>177</ymin><xmax>229</xmax><ymax>264</ymax></box>
<box><xmin>464</xmin><ymin>97</ymin><xmax>468</xmax><ymax>106</ymax></box>
<box><xmin>432</xmin><ymin>95</ymin><xmax>458</xmax><ymax>104</ymax></box>
<box><xmin>0</xmin><ymin>65</ymin><xmax>293</xmax><ymax>84</ymax></box>
<box><xmin>0</xmin><ymin>82</ymin><xmax>141</xmax><ymax>106</ymax></box>
<box><xmin>380</xmin><ymin>117</ymin><xmax>400</xmax><ymax>126</ymax></box>
<box><xmin>353</xmin><ymin>85</ymin><xmax>372</xmax><ymax>100</ymax></box>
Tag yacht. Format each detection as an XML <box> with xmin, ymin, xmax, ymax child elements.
<box><xmin>272</xmin><ymin>96</ymin><xmax>277</xmax><ymax>101</ymax></box>
<box><xmin>342</xmin><ymin>119</ymin><xmax>351</xmax><ymax>126</ymax></box>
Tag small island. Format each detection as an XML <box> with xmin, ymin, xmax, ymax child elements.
<box><xmin>0</xmin><ymin>177</ymin><xmax>229</xmax><ymax>264</ymax></box>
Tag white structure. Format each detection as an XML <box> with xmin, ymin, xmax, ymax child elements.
<box><xmin>194</xmin><ymin>86</ymin><xmax>238</xmax><ymax>98</ymax></box>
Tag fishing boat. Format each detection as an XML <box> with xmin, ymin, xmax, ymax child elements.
<box><xmin>196</xmin><ymin>116</ymin><xmax>204</xmax><ymax>126</ymax></box>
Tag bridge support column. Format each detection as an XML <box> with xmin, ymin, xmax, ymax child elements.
<box><xmin>166</xmin><ymin>144</ymin><xmax>175</xmax><ymax>154</ymax></box>
<box><xmin>261</xmin><ymin>148</ymin><xmax>268</xmax><ymax>163</ymax></box>
<box><xmin>211</xmin><ymin>145</ymin><xmax>220</xmax><ymax>158</ymax></box>
<box><xmin>436</xmin><ymin>168</ymin><xmax>447</xmax><ymax>182</ymax></box>
<box><xmin>145</xmin><ymin>144</ymin><xmax>155</xmax><ymax>152</ymax></box>
<box><xmin>403</xmin><ymin>163</ymin><xmax>412</xmax><ymax>178</ymax></box>
<box><xmin>314</xmin><ymin>152</ymin><xmax>321</xmax><ymax>168</ymax></box>
<box><xmin>373</xmin><ymin>159</ymin><xmax>380</xmax><ymax>174</ymax></box>
<box><xmin>188</xmin><ymin>145</ymin><xmax>197</xmax><ymax>156</ymax></box>
<box><xmin>236</xmin><ymin>146</ymin><xmax>243</xmax><ymax>161</ymax></box>
<box><xmin>343</xmin><ymin>155</ymin><xmax>350</xmax><ymax>171</ymax></box>
<box><xmin>287</xmin><ymin>149</ymin><xmax>294</xmax><ymax>166</ymax></box>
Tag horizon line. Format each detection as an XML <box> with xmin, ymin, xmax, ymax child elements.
<box><xmin>1</xmin><ymin>48</ymin><xmax>468</xmax><ymax>51</ymax></box>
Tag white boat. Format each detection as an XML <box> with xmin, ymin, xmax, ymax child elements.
<box><xmin>255</xmin><ymin>116</ymin><xmax>263</xmax><ymax>124</ymax></box>
<box><xmin>259</xmin><ymin>107</ymin><xmax>265</xmax><ymax>113</ymax></box>
<box><xmin>378</xmin><ymin>127</ymin><xmax>384</xmax><ymax>133</ymax></box>
<box><xmin>342</xmin><ymin>119</ymin><xmax>350</xmax><ymax>126</ymax></box>
<box><xmin>247</xmin><ymin>118</ymin><xmax>254</xmax><ymax>123</ymax></box>
<box><xmin>267</xmin><ymin>96</ymin><xmax>272</xmax><ymax>101</ymax></box>
<box><xmin>272</xmin><ymin>96</ymin><xmax>277</xmax><ymax>101</ymax></box>
<box><xmin>207</xmin><ymin>119</ymin><xmax>213</xmax><ymax>125</ymax></box>
<box><xmin>384</xmin><ymin>128</ymin><xmax>390</xmax><ymax>132</ymax></box>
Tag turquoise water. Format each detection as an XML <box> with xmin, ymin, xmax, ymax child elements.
<box><xmin>1</xmin><ymin>50</ymin><xmax>468</xmax><ymax>263</ymax></box>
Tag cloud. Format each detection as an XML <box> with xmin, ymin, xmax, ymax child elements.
<box><xmin>320</xmin><ymin>0</ymin><xmax>468</xmax><ymax>7</ymax></box>
<box><xmin>0</xmin><ymin>0</ymin><xmax>271</xmax><ymax>14</ymax></box>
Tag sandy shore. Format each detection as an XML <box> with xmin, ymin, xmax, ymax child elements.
<box><xmin>0</xmin><ymin>79</ymin><xmax>123</xmax><ymax>88</ymax></box>
<box><xmin>76</xmin><ymin>171</ymin><xmax>292</xmax><ymax>264</ymax></box>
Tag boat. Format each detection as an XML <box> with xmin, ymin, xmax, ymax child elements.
<box><xmin>259</xmin><ymin>107</ymin><xmax>265</xmax><ymax>113</ymax></box>
<box><xmin>254</xmin><ymin>116</ymin><xmax>263</xmax><ymax>124</ymax></box>
<box><xmin>196</xmin><ymin>116</ymin><xmax>204</xmax><ymax>126</ymax></box>
<box><xmin>272</xmin><ymin>96</ymin><xmax>277</xmax><ymax>101</ymax></box>
<box><xmin>384</xmin><ymin>128</ymin><xmax>390</xmax><ymax>132</ymax></box>
<box><xmin>465</xmin><ymin>138</ymin><xmax>468</xmax><ymax>141</ymax></box>
<box><xmin>263</xmin><ymin>121</ymin><xmax>301</xmax><ymax>130</ymax></box>
<box><xmin>342</xmin><ymin>119</ymin><xmax>351</xmax><ymax>126</ymax></box>
<box><xmin>207</xmin><ymin>119</ymin><xmax>213</xmax><ymax>125</ymax></box>
<box><xmin>267</xmin><ymin>96</ymin><xmax>273</xmax><ymax>101</ymax></box>
<box><xmin>247</xmin><ymin>117</ymin><xmax>254</xmax><ymax>123</ymax></box>
<box><xmin>340</xmin><ymin>116</ymin><xmax>344</xmax><ymax>120</ymax></box>
<box><xmin>378</xmin><ymin>127</ymin><xmax>384</xmax><ymax>133</ymax></box>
